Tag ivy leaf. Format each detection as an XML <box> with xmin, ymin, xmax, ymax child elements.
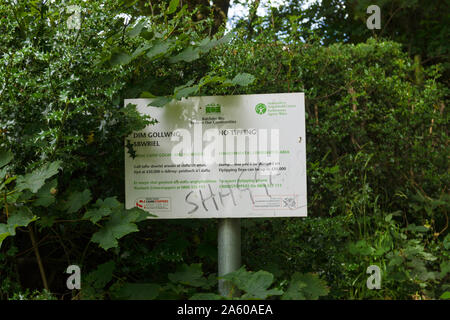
<box><xmin>114</xmin><ymin>283</ymin><xmax>160</xmax><ymax>300</ymax></box>
<box><xmin>125</xmin><ymin>139</ymin><xmax>136</xmax><ymax>159</ymax></box>
<box><xmin>33</xmin><ymin>179</ymin><xmax>57</xmax><ymax>207</ymax></box>
<box><xmin>63</xmin><ymin>189</ymin><xmax>92</xmax><ymax>213</ymax></box>
<box><xmin>231</xmin><ymin>73</ymin><xmax>256</xmax><ymax>86</ymax></box>
<box><xmin>221</xmin><ymin>266</ymin><xmax>283</xmax><ymax>299</ymax></box>
<box><xmin>16</xmin><ymin>161</ymin><xmax>62</xmax><ymax>193</ymax></box>
<box><xmin>91</xmin><ymin>209</ymin><xmax>141</xmax><ymax>250</ymax></box>
<box><xmin>168</xmin><ymin>263</ymin><xmax>209</xmax><ymax>287</ymax></box>
<box><xmin>169</xmin><ymin>46</ymin><xmax>200</xmax><ymax>63</ymax></box>
<box><xmin>0</xmin><ymin>149</ymin><xmax>13</xmax><ymax>168</ymax></box>
<box><xmin>282</xmin><ymin>273</ymin><xmax>329</xmax><ymax>300</ymax></box>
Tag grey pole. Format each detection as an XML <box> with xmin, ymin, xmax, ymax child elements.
<box><xmin>218</xmin><ymin>218</ymin><xmax>241</xmax><ymax>297</ymax></box>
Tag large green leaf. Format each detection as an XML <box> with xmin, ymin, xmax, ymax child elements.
<box><xmin>175</xmin><ymin>85</ymin><xmax>199</xmax><ymax>100</ymax></box>
<box><xmin>221</xmin><ymin>266</ymin><xmax>283</xmax><ymax>299</ymax></box>
<box><xmin>7</xmin><ymin>207</ymin><xmax>37</xmax><ymax>235</ymax></box>
<box><xmin>33</xmin><ymin>179</ymin><xmax>57</xmax><ymax>207</ymax></box>
<box><xmin>16</xmin><ymin>161</ymin><xmax>62</xmax><ymax>193</ymax></box>
<box><xmin>127</xmin><ymin>19</ymin><xmax>146</xmax><ymax>38</ymax></box>
<box><xmin>91</xmin><ymin>208</ymin><xmax>146</xmax><ymax>250</ymax></box>
<box><xmin>83</xmin><ymin>197</ymin><xmax>121</xmax><ymax>223</ymax></box>
<box><xmin>0</xmin><ymin>224</ymin><xmax>11</xmax><ymax>248</ymax></box>
<box><xmin>85</xmin><ymin>261</ymin><xmax>116</xmax><ymax>289</ymax></box>
<box><xmin>109</xmin><ymin>49</ymin><xmax>132</xmax><ymax>66</ymax></box>
<box><xmin>132</xmin><ymin>43</ymin><xmax>152</xmax><ymax>58</ymax></box>
<box><xmin>0</xmin><ymin>207</ymin><xmax>37</xmax><ymax>248</ymax></box>
<box><xmin>146</xmin><ymin>40</ymin><xmax>171</xmax><ymax>60</ymax></box>
<box><xmin>440</xmin><ymin>292</ymin><xmax>450</xmax><ymax>300</ymax></box>
<box><xmin>0</xmin><ymin>149</ymin><xmax>13</xmax><ymax>168</ymax></box>
<box><xmin>282</xmin><ymin>273</ymin><xmax>329</xmax><ymax>300</ymax></box>
<box><xmin>166</xmin><ymin>0</ymin><xmax>180</xmax><ymax>14</ymax></box>
<box><xmin>169</xmin><ymin>46</ymin><xmax>200</xmax><ymax>63</ymax></box>
<box><xmin>168</xmin><ymin>263</ymin><xmax>210</xmax><ymax>288</ymax></box>
<box><xmin>231</xmin><ymin>73</ymin><xmax>256</xmax><ymax>86</ymax></box>
<box><xmin>63</xmin><ymin>189</ymin><xmax>92</xmax><ymax>213</ymax></box>
<box><xmin>149</xmin><ymin>96</ymin><xmax>171</xmax><ymax>107</ymax></box>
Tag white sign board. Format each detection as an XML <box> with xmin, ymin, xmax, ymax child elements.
<box><xmin>125</xmin><ymin>93</ymin><xmax>307</xmax><ymax>218</ymax></box>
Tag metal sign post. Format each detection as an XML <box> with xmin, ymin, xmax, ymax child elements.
<box><xmin>218</xmin><ymin>218</ymin><xmax>241</xmax><ymax>297</ymax></box>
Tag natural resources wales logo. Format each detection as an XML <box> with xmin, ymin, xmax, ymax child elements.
<box><xmin>255</xmin><ymin>103</ymin><xmax>267</xmax><ymax>115</ymax></box>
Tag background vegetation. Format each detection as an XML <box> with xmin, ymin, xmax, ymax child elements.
<box><xmin>0</xmin><ymin>0</ymin><xmax>448</xmax><ymax>300</ymax></box>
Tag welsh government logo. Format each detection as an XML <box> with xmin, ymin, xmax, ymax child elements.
<box><xmin>255</xmin><ymin>103</ymin><xmax>267</xmax><ymax>115</ymax></box>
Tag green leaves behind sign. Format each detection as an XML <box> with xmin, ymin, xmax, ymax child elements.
<box><xmin>91</xmin><ymin>207</ymin><xmax>149</xmax><ymax>250</ymax></box>
<box><xmin>221</xmin><ymin>266</ymin><xmax>283</xmax><ymax>299</ymax></box>
<box><xmin>16</xmin><ymin>161</ymin><xmax>62</xmax><ymax>193</ymax></box>
<box><xmin>0</xmin><ymin>207</ymin><xmax>38</xmax><ymax>248</ymax></box>
<box><xmin>281</xmin><ymin>272</ymin><xmax>329</xmax><ymax>300</ymax></box>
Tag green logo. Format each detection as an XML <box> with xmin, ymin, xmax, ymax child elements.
<box><xmin>255</xmin><ymin>103</ymin><xmax>267</xmax><ymax>115</ymax></box>
<box><xmin>205</xmin><ymin>103</ymin><xmax>221</xmax><ymax>114</ymax></box>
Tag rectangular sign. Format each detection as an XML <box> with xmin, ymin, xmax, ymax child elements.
<box><xmin>125</xmin><ymin>93</ymin><xmax>307</xmax><ymax>218</ymax></box>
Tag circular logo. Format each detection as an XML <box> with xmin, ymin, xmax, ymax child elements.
<box><xmin>255</xmin><ymin>103</ymin><xmax>267</xmax><ymax>115</ymax></box>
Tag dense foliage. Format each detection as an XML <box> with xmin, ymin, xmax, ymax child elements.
<box><xmin>0</xmin><ymin>0</ymin><xmax>448</xmax><ymax>300</ymax></box>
